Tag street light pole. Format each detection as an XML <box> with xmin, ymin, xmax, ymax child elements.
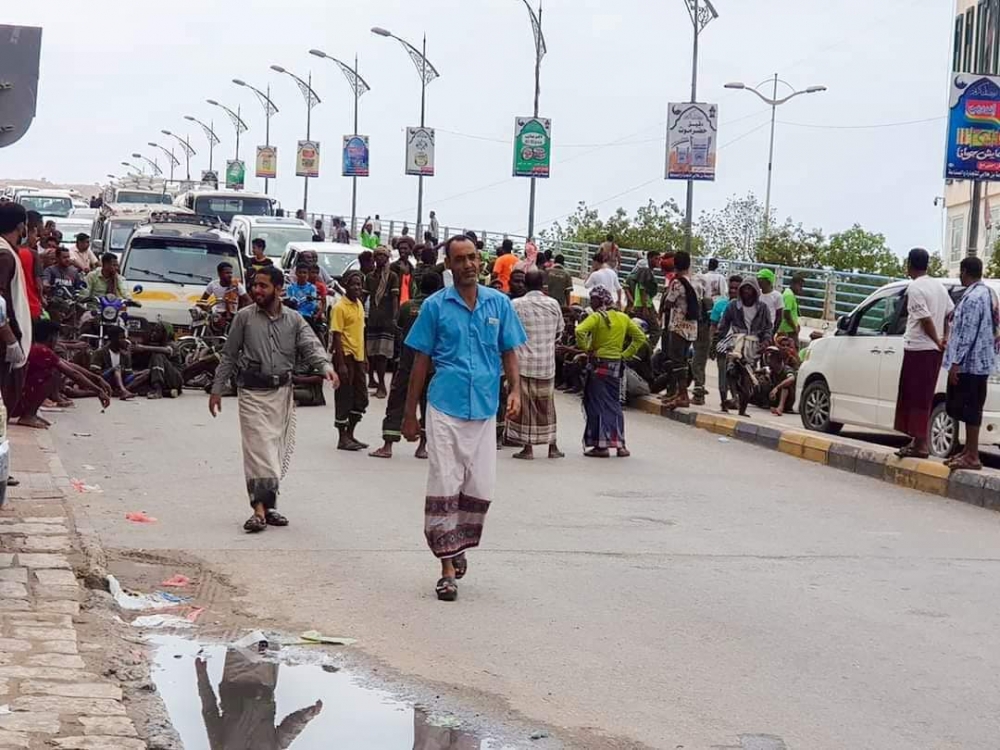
<box><xmin>132</xmin><ymin>153</ymin><xmax>162</xmax><ymax>176</ymax></box>
<box><xmin>148</xmin><ymin>142</ymin><xmax>180</xmax><ymax>182</ymax></box>
<box><xmin>724</xmin><ymin>75</ymin><xmax>826</xmax><ymax>236</ymax></box>
<box><xmin>184</xmin><ymin>115</ymin><xmax>219</xmax><ymax>172</ymax></box>
<box><xmin>520</xmin><ymin>0</ymin><xmax>547</xmax><ymax>240</ymax></box>
<box><xmin>207</xmin><ymin>99</ymin><xmax>249</xmax><ymax>163</ymax></box>
<box><xmin>234</xmin><ymin>79</ymin><xmax>280</xmax><ymax>195</ymax></box>
<box><xmin>271</xmin><ymin>65</ymin><xmax>322</xmax><ymax>214</ymax></box>
<box><xmin>161</xmin><ymin>130</ymin><xmax>197</xmax><ymax>182</ymax></box>
<box><xmin>309</xmin><ymin>48</ymin><xmax>372</xmax><ymax>234</ymax></box>
<box><xmin>372</xmin><ymin>26</ymin><xmax>440</xmax><ymax>238</ymax></box>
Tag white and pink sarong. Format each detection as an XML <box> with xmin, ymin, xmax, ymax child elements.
<box><xmin>423</xmin><ymin>405</ymin><xmax>496</xmax><ymax>559</ymax></box>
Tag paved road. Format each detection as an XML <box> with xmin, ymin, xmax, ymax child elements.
<box><xmin>50</xmin><ymin>388</ymin><xmax>1000</xmax><ymax>749</ymax></box>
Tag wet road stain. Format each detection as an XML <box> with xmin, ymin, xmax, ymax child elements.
<box><xmin>150</xmin><ymin>635</ymin><xmax>518</xmax><ymax>749</ymax></box>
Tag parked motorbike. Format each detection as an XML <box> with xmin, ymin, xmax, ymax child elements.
<box><xmin>80</xmin><ymin>295</ymin><xmax>141</xmax><ymax>349</ymax></box>
<box><xmin>725</xmin><ymin>333</ymin><xmax>763</xmax><ymax>416</ymax></box>
<box><xmin>176</xmin><ymin>305</ymin><xmax>230</xmax><ymax>367</ymax></box>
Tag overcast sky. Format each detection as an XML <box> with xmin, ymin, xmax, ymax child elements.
<box><xmin>5</xmin><ymin>0</ymin><xmax>950</xmax><ymax>253</ymax></box>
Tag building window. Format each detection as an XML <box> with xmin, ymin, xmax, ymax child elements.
<box><xmin>955</xmin><ymin>15</ymin><xmax>965</xmax><ymax>71</ymax></box>
<box><xmin>967</xmin><ymin>8</ymin><xmax>977</xmax><ymax>71</ymax></box>
<box><xmin>988</xmin><ymin>206</ymin><xmax>1000</xmax><ymax>259</ymax></box>
<box><xmin>951</xmin><ymin>216</ymin><xmax>966</xmax><ymax>263</ymax></box>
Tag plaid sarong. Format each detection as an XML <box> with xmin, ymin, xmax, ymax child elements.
<box><xmin>506</xmin><ymin>376</ymin><xmax>557</xmax><ymax>446</ymax></box>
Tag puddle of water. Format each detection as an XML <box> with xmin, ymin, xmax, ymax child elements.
<box><xmin>150</xmin><ymin>635</ymin><xmax>516</xmax><ymax>750</ymax></box>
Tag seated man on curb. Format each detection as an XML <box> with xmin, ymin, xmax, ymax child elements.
<box><xmin>92</xmin><ymin>327</ymin><xmax>136</xmax><ymax>400</ymax></box>
<box><xmin>13</xmin><ymin>319</ymin><xmax>111</xmax><ymax>428</ymax></box>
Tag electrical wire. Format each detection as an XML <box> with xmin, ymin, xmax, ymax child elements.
<box><xmin>776</xmin><ymin>115</ymin><xmax>946</xmax><ymax>130</ymax></box>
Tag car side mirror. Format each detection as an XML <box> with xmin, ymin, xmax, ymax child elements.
<box><xmin>132</xmin><ymin>285</ymin><xmax>143</xmax><ymax>295</ymax></box>
<box><xmin>92</xmin><ymin>239</ymin><xmax>103</xmax><ymax>251</ymax></box>
<box><xmin>836</xmin><ymin>315</ymin><xmax>849</xmax><ymax>333</ymax></box>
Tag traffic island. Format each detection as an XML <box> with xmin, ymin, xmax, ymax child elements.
<box><xmin>637</xmin><ymin>395</ymin><xmax>1000</xmax><ymax>512</ymax></box>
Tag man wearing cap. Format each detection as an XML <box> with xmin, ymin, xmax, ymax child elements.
<box><xmin>757</xmin><ymin>269</ymin><xmax>784</xmax><ymax>337</ymax></box>
<box><xmin>69</xmin><ymin>234</ymin><xmax>98</xmax><ymax>274</ymax></box>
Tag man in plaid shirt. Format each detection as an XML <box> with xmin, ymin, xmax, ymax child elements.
<box><xmin>509</xmin><ymin>270</ymin><xmax>565</xmax><ymax>459</ymax></box>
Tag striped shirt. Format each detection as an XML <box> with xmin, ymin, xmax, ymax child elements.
<box><xmin>512</xmin><ymin>291</ymin><xmax>564</xmax><ymax>380</ymax></box>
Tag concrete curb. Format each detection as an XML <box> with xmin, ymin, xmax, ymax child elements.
<box><xmin>637</xmin><ymin>395</ymin><xmax>1000</xmax><ymax>512</ymax></box>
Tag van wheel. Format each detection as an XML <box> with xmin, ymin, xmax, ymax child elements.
<box><xmin>800</xmin><ymin>380</ymin><xmax>842</xmax><ymax>435</ymax></box>
<box><xmin>929</xmin><ymin>401</ymin><xmax>959</xmax><ymax>458</ymax></box>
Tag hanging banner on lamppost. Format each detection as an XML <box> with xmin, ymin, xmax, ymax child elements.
<box><xmin>945</xmin><ymin>73</ymin><xmax>1000</xmax><ymax>180</ymax></box>
<box><xmin>405</xmin><ymin>127</ymin><xmax>435</xmax><ymax>177</ymax></box>
<box><xmin>225</xmin><ymin>160</ymin><xmax>245</xmax><ymax>190</ymax></box>
<box><xmin>342</xmin><ymin>135</ymin><xmax>370</xmax><ymax>177</ymax></box>
<box><xmin>256</xmin><ymin>146</ymin><xmax>277</xmax><ymax>179</ymax></box>
<box><xmin>513</xmin><ymin>117</ymin><xmax>552</xmax><ymax>178</ymax></box>
<box><xmin>0</xmin><ymin>25</ymin><xmax>42</xmax><ymax>149</ymax></box>
<box><xmin>296</xmin><ymin>140</ymin><xmax>321</xmax><ymax>178</ymax></box>
<box><xmin>665</xmin><ymin>102</ymin><xmax>718</xmax><ymax>181</ymax></box>
<box><xmin>200</xmin><ymin>170</ymin><xmax>219</xmax><ymax>189</ymax></box>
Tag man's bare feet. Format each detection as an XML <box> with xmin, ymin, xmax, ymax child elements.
<box><xmin>548</xmin><ymin>445</ymin><xmax>565</xmax><ymax>459</ymax></box>
<box><xmin>369</xmin><ymin>444</ymin><xmax>393</xmax><ymax>459</ymax></box>
<box><xmin>18</xmin><ymin>416</ymin><xmax>49</xmax><ymax>429</ymax></box>
<box><xmin>415</xmin><ymin>443</ymin><xmax>428</xmax><ymax>459</ymax></box>
<box><xmin>119</xmin><ymin>390</ymin><xmax>135</xmax><ymax>401</ymax></box>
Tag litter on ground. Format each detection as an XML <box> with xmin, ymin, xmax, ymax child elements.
<box><xmin>160</xmin><ymin>574</ymin><xmax>192</xmax><ymax>588</ymax></box>
<box><xmin>131</xmin><ymin>614</ymin><xmax>196</xmax><ymax>629</ymax></box>
<box><xmin>108</xmin><ymin>575</ymin><xmax>191</xmax><ymax>611</ymax></box>
<box><xmin>70</xmin><ymin>479</ymin><xmax>103</xmax><ymax>493</ymax></box>
<box><xmin>300</xmin><ymin>630</ymin><xmax>357</xmax><ymax>646</ymax></box>
<box><xmin>125</xmin><ymin>511</ymin><xmax>157</xmax><ymax>523</ymax></box>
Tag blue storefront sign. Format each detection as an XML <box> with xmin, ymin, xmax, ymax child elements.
<box><xmin>945</xmin><ymin>73</ymin><xmax>1000</xmax><ymax>181</ymax></box>
<box><xmin>342</xmin><ymin>135</ymin><xmax>370</xmax><ymax>178</ymax></box>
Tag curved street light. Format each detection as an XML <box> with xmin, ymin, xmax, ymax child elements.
<box><xmin>517</xmin><ymin>0</ymin><xmax>547</xmax><ymax>239</ymax></box>
<box><xmin>372</xmin><ymin>26</ymin><xmax>440</xmax><ymax>237</ymax></box>
<box><xmin>161</xmin><ymin>129</ymin><xmax>196</xmax><ymax>181</ymax></box>
<box><xmin>120</xmin><ymin>160</ymin><xmax>143</xmax><ymax>177</ymax></box>
<box><xmin>310</xmin><ymin>48</ymin><xmax>372</xmax><ymax>234</ymax></box>
<box><xmin>207</xmin><ymin>98</ymin><xmax>249</xmax><ymax>164</ymax></box>
<box><xmin>724</xmin><ymin>75</ymin><xmax>827</xmax><ymax>235</ymax></box>
<box><xmin>148</xmin><ymin>142</ymin><xmax>180</xmax><ymax>182</ymax></box>
<box><xmin>131</xmin><ymin>152</ymin><xmax>163</xmax><ymax>177</ymax></box>
<box><xmin>184</xmin><ymin>115</ymin><xmax>220</xmax><ymax>173</ymax></box>
<box><xmin>272</xmin><ymin>64</ymin><xmax>322</xmax><ymax>213</ymax></box>
<box><xmin>234</xmin><ymin>79</ymin><xmax>280</xmax><ymax>195</ymax></box>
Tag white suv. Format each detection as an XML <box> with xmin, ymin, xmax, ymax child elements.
<box><xmin>796</xmin><ymin>278</ymin><xmax>1000</xmax><ymax>458</ymax></box>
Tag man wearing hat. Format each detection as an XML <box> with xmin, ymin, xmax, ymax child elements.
<box><xmin>69</xmin><ymin>233</ymin><xmax>98</xmax><ymax>274</ymax></box>
<box><xmin>757</xmin><ymin>268</ymin><xmax>784</xmax><ymax>338</ymax></box>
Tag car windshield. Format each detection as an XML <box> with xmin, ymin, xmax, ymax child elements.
<box><xmin>195</xmin><ymin>196</ymin><xmax>272</xmax><ymax>225</ymax></box>
<box><xmin>110</xmin><ymin>221</ymin><xmax>141</xmax><ymax>252</ymax></box>
<box><xmin>254</xmin><ymin>226</ymin><xmax>315</xmax><ymax>258</ymax></box>
<box><xmin>316</xmin><ymin>252</ymin><xmax>357</xmax><ymax>278</ymax></box>
<box><xmin>116</xmin><ymin>191</ymin><xmax>172</xmax><ymax>205</ymax></box>
<box><xmin>20</xmin><ymin>195</ymin><xmax>72</xmax><ymax>218</ymax></box>
<box><xmin>124</xmin><ymin>237</ymin><xmax>240</xmax><ymax>286</ymax></box>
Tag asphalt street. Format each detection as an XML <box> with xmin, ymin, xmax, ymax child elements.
<box><xmin>49</xmin><ymin>387</ymin><xmax>1000</xmax><ymax>750</ymax></box>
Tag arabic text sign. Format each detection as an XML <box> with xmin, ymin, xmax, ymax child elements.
<box><xmin>945</xmin><ymin>73</ymin><xmax>1000</xmax><ymax>181</ymax></box>
<box><xmin>343</xmin><ymin>135</ymin><xmax>370</xmax><ymax>177</ymax></box>
<box><xmin>296</xmin><ymin>140</ymin><xmax>321</xmax><ymax>178</ymax></box>
<box><xmin>405</xmin><ymin>127</ymin><xmax>435</xmax><ymax>177</ymax></box>
<box><xmin>666</xmin><ymin>102</ymin><xmax>718</xmax><ymax>181</ymax></box>
<box><xmin>225</xmin><ymin>160</ymin><xmax>245</xmax><ymax>190</ymax></box>
<box><xmin>256</xmin><ymin>146</ymin><xmax>277</xmax><ymax>179</ymax></box>
<box><xmin>513</xmin><ymin>117</ymin><xmax>552</xmax><ymax>178</ymax></box>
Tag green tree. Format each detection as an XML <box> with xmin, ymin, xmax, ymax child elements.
<box><xmin>757</xmin><ymin>220</ymin><xmax>825</xmax><ymax>268</ymax></box>
<box><xmin>543</xmin><ymin>199</ymin><xmax>690</xmax><ymax>253</ymax></box>
<box><xmin>821</xmin><ymin>224</ymin><xmax>901</xmax><ymax>276</ymax></box>
<box><xmin>696</xmin><ymin>191</ymin><xmax>773</xmax><ymax>261</ymax></box>
<box><xmin>927</xmin><ymin>252</ymin><xmax>947</xmax><ymax>278</ymax></box>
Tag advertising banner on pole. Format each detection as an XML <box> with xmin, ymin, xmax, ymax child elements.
<box><xmin>342</xmin><ymin>135</ymin><xmax>370</xmax><ymax>177</ymax></box>
<box><xmin>256</xmin><ymin>146</ymin><xmax>277</xmax><ymax>179</ymax></box>
<box><xmin>513</xmin><ymin>117</ymin><xmax>552</xmax><ymax>178</ymax></box>
<box><xmin>665</xmin><ymin>102</ymin><xmax>718</xmax><ymax>181</ymax></box>
<box><xmin>296</xmin><ymin>140</ymin><xmax>321</xmax><ymax>178</ymax></box>
<box><xmin>945</xmin><ymin>73</ymin><xmax>1000</xmax><ymax>180</ymax></box>
<box><xmin>405</xmin><ymin>127</ymin><xmax>435</xmax><ymax>177</ymax></box>
<box><xmin>200</xmin><ymin>170</ymin><xmax>219</xmax><ymax>189</ymax></box>
<box><xmin>225</xmin><ymin>160</ymin><xmax>245</xmax><ymax>190</ymax></box>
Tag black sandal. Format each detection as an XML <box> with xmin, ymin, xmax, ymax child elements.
<box><xmin>435</xmin><ymin>577</ymin><xmax>458</xmax><ymax>602</ymax></box>
<box><xmin>243</xmin><ymin>515</ymin><xmax>267</xmax><ymax>533</ymax></box>
<box><xmin>265</xmin><ymin>510</ymin><xmax>289</xmax><ymax>527</ymax></box>
<box><xmin>895</xmin><ymin>446</ymin><xmax>930</xmax><ymax>459</ymax></box>
<box><xmin>453</xmin><ymin>553</ymin><xmax>468</xmax><ymax>580</ymax></box>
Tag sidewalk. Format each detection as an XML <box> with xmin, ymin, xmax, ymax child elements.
<box><xmin>0</xmin><ymin>426</ymin><xmax>143</xmax><ymax>749</ymax></box>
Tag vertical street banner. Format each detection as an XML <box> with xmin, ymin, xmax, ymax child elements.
<box><xmin>225</xmin><ymin>160</ymin><xmax>245</xmax><ymax>190</ymax></box>
<box><xmin>343</xmin><ymin>135</ymin><xmax>370</xmax><ymax>177</ymax></box>
<box><xmin>256</xmin><ymin>146</ymin><xmax>277</xmax><ymax>179</ymax></box>
<box><xmin>945</xmin><ymin>73</ymin><xmax>1000</xmax><ymax>180</ymax></box>
<box><xmin>665</xmin><ymin>102</ymin><xmax>718</xmax><ymax>181</ymax></box>
<box><xmin>513</xmin><ymin>117</ymin><xmax>552</xmax><ymax>178</ymax></box>
<box><xmin>0</xmin><ymin>25</ymin><xmax>42</xmax><ymax>149</ymax></box>
<box><xmin>405</xmin><ymin>127</ymin><xmax>435</xmax><ymax>177</ymax></box>
<box><xmin>200</xmin><ymin>170</ymin><xmax>219</xmax><ymax>189</ymax></box>
<box><xmin>296</xmin><ymin>140</ymin><xmax>321</xmax><ymax>178</ymax></box>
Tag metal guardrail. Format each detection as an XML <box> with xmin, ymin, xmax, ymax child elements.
<box><xmin>304</xmin><ymin>211</ymin><xmax>899</xmax><ymax>322</ymax></box>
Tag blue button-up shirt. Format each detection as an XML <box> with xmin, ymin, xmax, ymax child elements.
<box><xmin>943</xmin><ymin>281</ymin><xmax>997</xmax><ymax>376</ymax></box>
<box><xmin>405</xmin><ymin>285</ymin><xmax>527</xmax><ymax>420</ymax></box>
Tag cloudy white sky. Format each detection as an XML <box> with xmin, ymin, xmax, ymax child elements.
<box><xmin>5</xmin><ymin>0</ymin><xmax>950</xmax><ymax>253</ymax></box>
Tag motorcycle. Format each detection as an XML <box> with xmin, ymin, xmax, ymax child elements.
<box><xmin>176</xmin><ymin>305</ymin><xmax>230</xmax><ymax>367</ymax></box>
<box><xmin>725</xmin><ymin>333</ymin><xmax>764</xmax><ymax>416</ymax></box>
<box><xmin>80</xmin><ymin>295</ymin><xmax>141</xmax><ymax>349</ymax></box>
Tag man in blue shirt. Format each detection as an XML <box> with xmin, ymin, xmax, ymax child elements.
<box><xmin>403</xmin><ymin>234</ymin><xmax>527</xmax><ymax>602</ymax></box>
<box><xmin>285</xmin><ymin>264</ymin><xmax>318</xmax><ymax>320</ymax></box>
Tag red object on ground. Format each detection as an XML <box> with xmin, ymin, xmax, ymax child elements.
<box><xmin>161</xmin><ymin>574</ymin><xmax>192</xmax><ymax>587</ymax></box>
<box><xmin>125</xmin><ymin>511</ymin><xmax>157</xmax><ymax>524</ymax></box>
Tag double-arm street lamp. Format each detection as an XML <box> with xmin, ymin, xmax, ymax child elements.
<box><xmin>148</xmin><ymin>142</ymin><xmax>181</xmax><ymax>182</ymax></box>
<box><xmin>120</xmin><ymin>160</ymin><xmax>143</xmax><ymax>177</ymax></box>
<box><xmin>725</xmin><ymin>75</ymin><xmax>827</xmax><ymax>235</ymax></box>
<box><xmin>372</xmin><ymin>26</ymin><xmax>440</xmax><ymax>238</ymax></box>
<box><xmin>271</xmin><ymin>65</ymin><xmax>321</xmax><ymax>213</ymax></box>
<box><xmin>233</xmin><ymin>79</ymin><xmax>280</xmax><ymax>195</ymax></box>
<box><xmin>310</xmin><ymin>48</ymin><xmax>372</xmax><ymax>234</ymax></box>
<box><xmin>207</xmin><ymin>98</ymin><xmax>249</xmax><ymax>163</ymax></box>
<box><xmin>183</xmin><ymin>115</ymin><xmax>220</xmax><ymax>172</ymax></box>
<box><xmin>160</xmin><ymin>129</ymin><xmax>196</xmax><ymax>182</ymax></box>
<box><xmin>131</xmin><ymin>152</ymin><xmax>162</xmax><ymax>176</ymax></box>
<box><xmin>518</xmin><ymin>0</ymin><xmax>547</xmax><ymax>239</ymax></box>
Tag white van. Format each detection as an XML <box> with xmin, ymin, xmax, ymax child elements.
<box><xmin>230</xmin><ymin>215</ymin><xmax>314</xmax><ymax>260</ymax></box>
<box><xmin>91</xmin><ymin>204</ymin><xmax>193</xmax><ymax>258</ymax></box>
<box><xmin>797</xmin><ymin>278</ymin><xmax>1000</xmax><ymax>458</ymax></box>
<box><xmin>173</xmin><ymin>190</ymin><xmax>275</xmax><ymax>227</ymax></box>
<box><xmin>17</xmin><ymin>190</ymin><xmax>74</xmax><ymax>221</ymax></box>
